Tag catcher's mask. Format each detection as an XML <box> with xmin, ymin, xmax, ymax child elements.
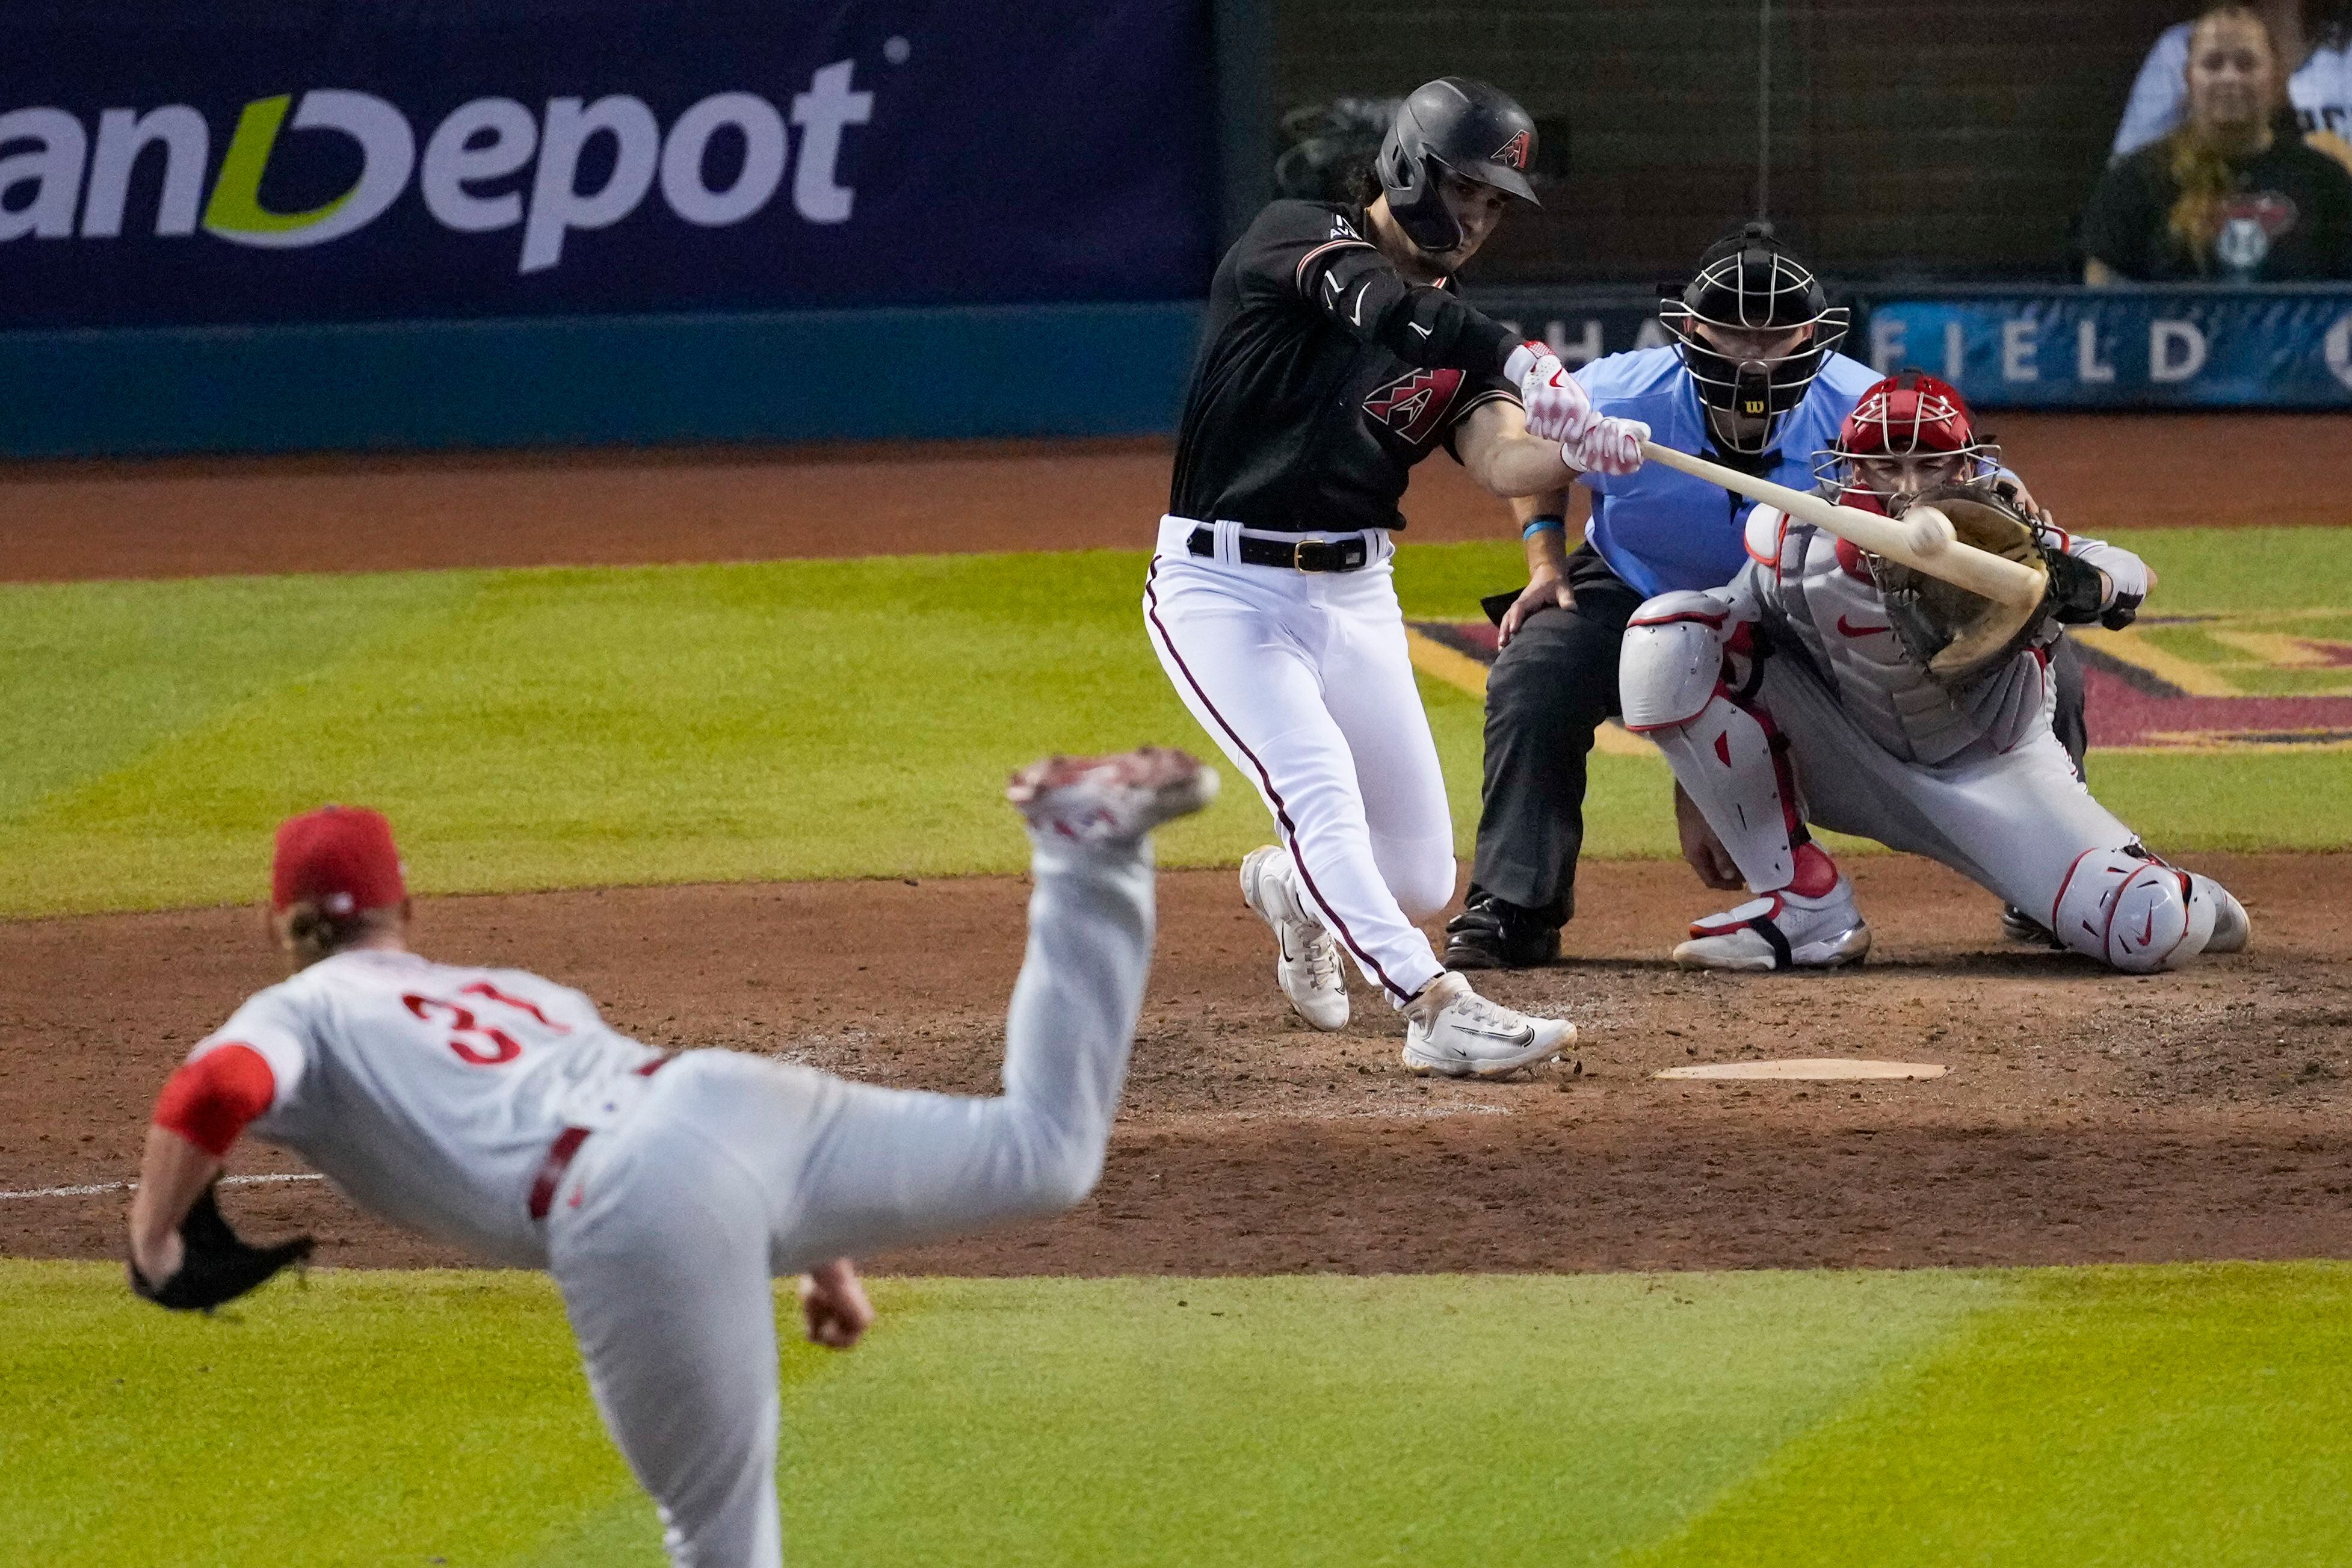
<box><xmin>1867</xmin><ymin>480</ymin><xmax>2052</xmax><ymax>688</ymax></box>
<box><xmin>1375</xmin><ymin>76</ymin><xmax>1543</xmax><ymax>254</ymax></box>
<box><xmin>1661</xmin><ymin>223</ymin><xmax>1848</xmax><ymax>454</ymax></box>
<box><xmin>1815</xmin><ymin>369</ymin><xmax>1999</xmax><ymax>509</ymax></box>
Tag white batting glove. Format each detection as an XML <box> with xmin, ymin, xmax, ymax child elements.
<box><xmin>1563</xmin><ymin>417</ymin><xmax>1649</xmax><ymax>477</ymax></box>
<box><xmin>1505</xmin><ymin>339</ymin><xmax>1599</xmax><ymax>444</ymax></box>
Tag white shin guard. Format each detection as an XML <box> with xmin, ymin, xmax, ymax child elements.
<box><xmin>1647</xmin><ymin>693</ymin><xmax>1802</xmax><ymax>892</ymax></box>
<box><xmin>2051</xmin><ymin>849</ymin><xmax>2218</xmax><ymax>972</ymax></box>
<box><xmin>1622</xmin><ymin>593</ymin><xmax>1801</xmax><ymax>894</ymax></box>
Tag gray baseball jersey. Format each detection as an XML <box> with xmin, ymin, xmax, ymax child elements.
<box><xmin>1741</xmin><ymin>504</ymin><xmax>2146</xmax><ymax>765</ymax></box>
<box><xmin>187</xmin><ymin>839</ymin><xmax>1159</xmax><ymax>1568</ymax></box>
<box><xmin>191</xmin><ymin>954</ymin><xmax>663</xmax><ymax>1267</ymax></box>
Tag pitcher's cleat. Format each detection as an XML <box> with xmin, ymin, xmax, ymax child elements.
<box><xmin>1007</xmin><ymin>747</ymin><xmax>1218</xmax><ymax>844</ymax></box>
<box><xmin>1239</xmin><ymin>845</ymin><xmax>1349</xmax><ymax>1031</ymax></box>
<box><xmin>1400</xmin><ymin>972</ymin><xmax>1574</xmax><ymax>1079</ymax></box>
<box><xmin>1674</xmin><ymin>878</ymin><xmax>1871</xmax><ymax>972</ymax></box>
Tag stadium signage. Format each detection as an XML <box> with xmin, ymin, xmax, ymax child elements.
<box><xmin>1865</xmin><ymin>289</ymin><xmax>2352</xmax><ymax>408</ymax></box>
<box><xmin>0</xmin><ymin>64</ymin><xmax>875</xmax><ymax>273</ymax></box>
<box><xmin>0</xmin><ymin>6</ymin><xmax>1212</xmax><ymax>330</ymax></box>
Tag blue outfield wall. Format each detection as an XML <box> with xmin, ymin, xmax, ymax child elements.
<box><xmin>1862</xmin><ymin>286</ymin><xmax>2352</xmax><ymax>409</ymax></box>
<box><xmin>0</xmin><ymin>302</ymin><xmax>1205</xmax><ymax>458</ymax></box>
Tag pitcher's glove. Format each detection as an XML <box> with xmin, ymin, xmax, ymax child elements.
<box><xmin>129</xmin><ymin>1181</ymin><xmax>313</xmax><ymax>1312</ymax></box>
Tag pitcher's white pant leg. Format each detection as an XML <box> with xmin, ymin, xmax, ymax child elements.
<box><xmin>545</xmin><ymin>841</ymin><xmax>1159</xmax><ymax>1566</ymax></box>
<box><xmin>549</xmin><ymin>1138</ymin><xmax>783</xmax><ymax>1568</ymax></box>
<box><xmin>1320</xmin><ymin>566</ymin><xmax>1457</xmax><ymax>922</ymax></box>
<box><xmin>765</xmin><ymin>839</ymin><xmax>1158</xmax><ymax>1267</ymax></box>
<box><xmin>1144</xmin><ymin>553</ymin><xmax>1445</xmax><ymax>1002</ymax></box>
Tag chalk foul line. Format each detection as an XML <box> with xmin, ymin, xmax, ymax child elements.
<box><xmin>0</xmin><ymin>1172</ymin><xmax>324</xmax><ymax>1202</ymax></box>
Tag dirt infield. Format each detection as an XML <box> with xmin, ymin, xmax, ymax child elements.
<box><xmin>3</xmin><ymin>420</ymin><xmax>2345</xmax><ymax>1279</ymax></box>
<box><xmin>5</xmin><ymin>855</ymin><xmax>2345</xmax><ymax>1275</ymax></box>
<box><xmin>4</xmin><ymin>412</ymin><xmax>2345</xmax><ymax>584</ymax></box>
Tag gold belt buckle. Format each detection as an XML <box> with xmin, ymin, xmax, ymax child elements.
<box><xmin>1292</xmin><ymin>540</ymin><xmax>1313</xmax><ymax>573</ymax></box>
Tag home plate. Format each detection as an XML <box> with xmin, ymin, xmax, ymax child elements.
<box><xmin>1655</xmin><ymin>1058</ymin><xmax>1948</xmax><ymax>1082</ymax></box>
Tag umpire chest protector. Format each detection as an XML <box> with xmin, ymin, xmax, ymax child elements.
<box><xmin>1574</xmin><ymin>346</ymin><xmax>1877</xmax><ymax>597</ymax></box>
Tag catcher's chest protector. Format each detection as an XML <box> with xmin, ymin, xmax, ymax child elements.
<box><xmin>1760</xmin><ymin>518</ymin><xmax>2051</xmax><ymax>766</ymax></box>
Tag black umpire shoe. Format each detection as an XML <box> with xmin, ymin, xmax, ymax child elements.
<box><xmin>1999</xmin><ymin>904</ymin><xmax>2065</xmax><ymax>949</ymax></box>
<box><xmin>1443</xmin><ymin>894</ymin><xmax>1562</xmax><ymax>970</ymax></box>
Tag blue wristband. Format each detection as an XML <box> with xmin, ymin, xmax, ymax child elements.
<box><xmin>1522</xmin><ymin>516</ymin><xmax>1565</xmax><ymax>540</ymax></box>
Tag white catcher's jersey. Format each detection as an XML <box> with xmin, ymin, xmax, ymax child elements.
<box><xmin>1738</xmin><ymin>505</ymin><xmax>2141</xmax><ymax>765</ymax></box>
<box><xmin>188</xmin><ymin>949</ymin><xmax>665</xmax><ymax>1266</ymax></box>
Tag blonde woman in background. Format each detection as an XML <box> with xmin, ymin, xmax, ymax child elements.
<box><xmin>2081</xmin><ymin>4</ymin><xmax>2352</xmax><ymax>281</ymax></box>
<box><xmin>2111</xmin><ymin>0</ymin><xmax>2352</xmax><ymax>171</ymax></box>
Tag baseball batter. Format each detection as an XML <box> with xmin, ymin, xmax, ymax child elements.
<box><xmin>1617</xmin><ymin>374</ymin><xmax>2250</xmax><ymax>973</ymax></box>
<box><xmin>125</xmin><ymin>748</ymin><xmax>1216</xmax><ymax>1568</ymax></box>
<box><xmin>1144</xmin><ymin>76</ymin><xmax>1646</xmax><ymax>1078</ymax></box>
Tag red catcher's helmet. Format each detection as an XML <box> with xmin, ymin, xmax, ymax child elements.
<box><xmin>1815</xmin><ymin>369</ymin><xmax>1999</xmax><ymax>505</ymax></box>
<box><xmin>1839</xmin><ymin>370</ymin><xmax>1984</xmax><ymax>459</ymax></box>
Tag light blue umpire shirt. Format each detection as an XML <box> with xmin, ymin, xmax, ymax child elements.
<box><xmin>1573</xmin><ymin>346</ymin><xmax>1881</xmax><ymax>599</ymax></box>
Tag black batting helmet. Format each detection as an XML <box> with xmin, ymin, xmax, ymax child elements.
<box><xmin>1375</xmin><ymin>78</ymin><xmax>1542</xmax><ymax>253</ymax></box>
<box><xmin>1660</xmin><ymin>223</ymin><xmax>1849</xmax><ymax>452</ymax></box>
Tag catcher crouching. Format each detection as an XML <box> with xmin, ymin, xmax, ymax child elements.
<box><xmin>1617</xmin><ymin>371</ymin><xmax>2249</xmax><ymax>973</ymax></box>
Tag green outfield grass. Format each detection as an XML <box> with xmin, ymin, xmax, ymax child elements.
<box><xmin>5</xmin><ymin>1260</ymin><xmax>2344</xmax><ymax>1566</ymax></box>
<box><xmin>0</xmin><ymin>528</ymin><xmax>2343</xmax><ymax>917</ymax></box>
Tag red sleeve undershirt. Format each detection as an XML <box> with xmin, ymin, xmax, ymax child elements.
<box><xmin>152</xmin><ymin>1044</ymin><xmax>277</xmax><ymax>1158</ymax></box>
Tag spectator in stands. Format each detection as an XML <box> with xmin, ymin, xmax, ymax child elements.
<box><xmin>2082</xmin><ymin>5</ymin><xmax>2352</xmax><ymax>281</ymax></box>
<box><xmin>2112</xmin><ymin>0</ymin><xmax>2352</xmax><ymax>173</ymax></box>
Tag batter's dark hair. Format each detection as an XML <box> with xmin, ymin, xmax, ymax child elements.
<box><xmin>1347</xmin><ymin>155</ymin><xmax>1384</xmax><ymax>210</ymax></box>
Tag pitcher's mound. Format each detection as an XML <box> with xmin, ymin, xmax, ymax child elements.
<box><xmin>1656</xmin><ymin>1058</ymin><xmax>1948</xmax><ymax>1082</ymax></box>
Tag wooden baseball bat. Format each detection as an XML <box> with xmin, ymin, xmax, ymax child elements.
<box><xmin>1635</xmin><ymin>440</ymin><xmax>2046</xmax><ymax>611</ymax></box>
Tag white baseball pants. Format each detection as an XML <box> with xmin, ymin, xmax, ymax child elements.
<box><xmin>1142</xmin><ymin>515</ymin><xmax>1455</xmax><ymax>1005</ymax></box>
<box><xmin>543</xmin><ymin>837</ymin><xmax>1156</xmax><ymax>1567</ymax></box>
<box><xmin>1755</xmin><ymin>653</ymin><xmax>2141</xmax><ymax>922</ymax></box>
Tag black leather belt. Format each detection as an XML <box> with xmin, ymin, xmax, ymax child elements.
<box><xmin>1188</xmin><ymin>526</ymin><xmax>1371</xmax><ymax>573</ymax></box>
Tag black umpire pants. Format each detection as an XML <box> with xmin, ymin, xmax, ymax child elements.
<box><xmin>1465</xmin><ymin>545</ymin><xmax>2093</xmax><ymax>925</ymax></box>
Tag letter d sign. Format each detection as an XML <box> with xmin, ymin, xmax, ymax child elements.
<box><xmin>205</xmin><ymin>91</ymin><xmax>416</xmax><ymax>248</ymax></box>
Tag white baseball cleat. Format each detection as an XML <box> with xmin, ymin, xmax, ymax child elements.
<box><xmin>1007</xmin><ymin>747</ymin><xmax>1218</xmax><ymax>844</ymax></box>
<box><xmin>1239</xmin><ymin>845</ymin><xmax>1348</xmax><ymax>1031</ymax></box>
<box><xmin>2192</xmin><ymin>875</ymin><xmax>2251</xmax><ymax>954</ymax></box>
<box><xmin>1400</xmin><ymin>972</ymin><xmax>1574</xmax><ymax>1079</ymax></box>
<box><xmin>1674</xmin><ymin>879</ymin><xmax>1871</xmax><ymax>972</ymax></box>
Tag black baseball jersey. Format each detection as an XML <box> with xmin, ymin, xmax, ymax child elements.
<box><xmin>1168</xmin><ymin>199</ymin><xmax>1523</xmax><ymax>534</ymax></box>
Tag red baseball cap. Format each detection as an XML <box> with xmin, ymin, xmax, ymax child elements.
<box><xmin>271</xmin><ymin>805</ymin><xmax>407</xmax><ymax>916</ymax></box>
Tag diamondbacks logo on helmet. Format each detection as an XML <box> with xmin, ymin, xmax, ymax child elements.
<box><xmin>1376</xmin><ymin>77</ymin><xmax>1541</xmax><ymax>253</ymax></box>
<box><xmin>1363</xmin><ymin>367</ymin><xmax>1466</xmax><ymax>445</ymax></box>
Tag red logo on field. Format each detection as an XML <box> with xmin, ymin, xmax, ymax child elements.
<box><xmin>1492</xmin><ymin>130</ymin><xmax>1531</xmax><ymax>170</ymax></box>
<box><xmin>1363</xmin><ymin>367</ymin><xmax>1466</xmax><ymax>445</ymax></box>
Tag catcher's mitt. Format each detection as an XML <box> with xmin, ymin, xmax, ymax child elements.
<box><xmin>129</xmin><ymin>1181</ymin><xmax>313</xmax><ymax>1312</ymax></box>
<box><xmin>1868</xmin><ymin>481</ymin><xmax>2098</xmax><ymax>686</ymax></box>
